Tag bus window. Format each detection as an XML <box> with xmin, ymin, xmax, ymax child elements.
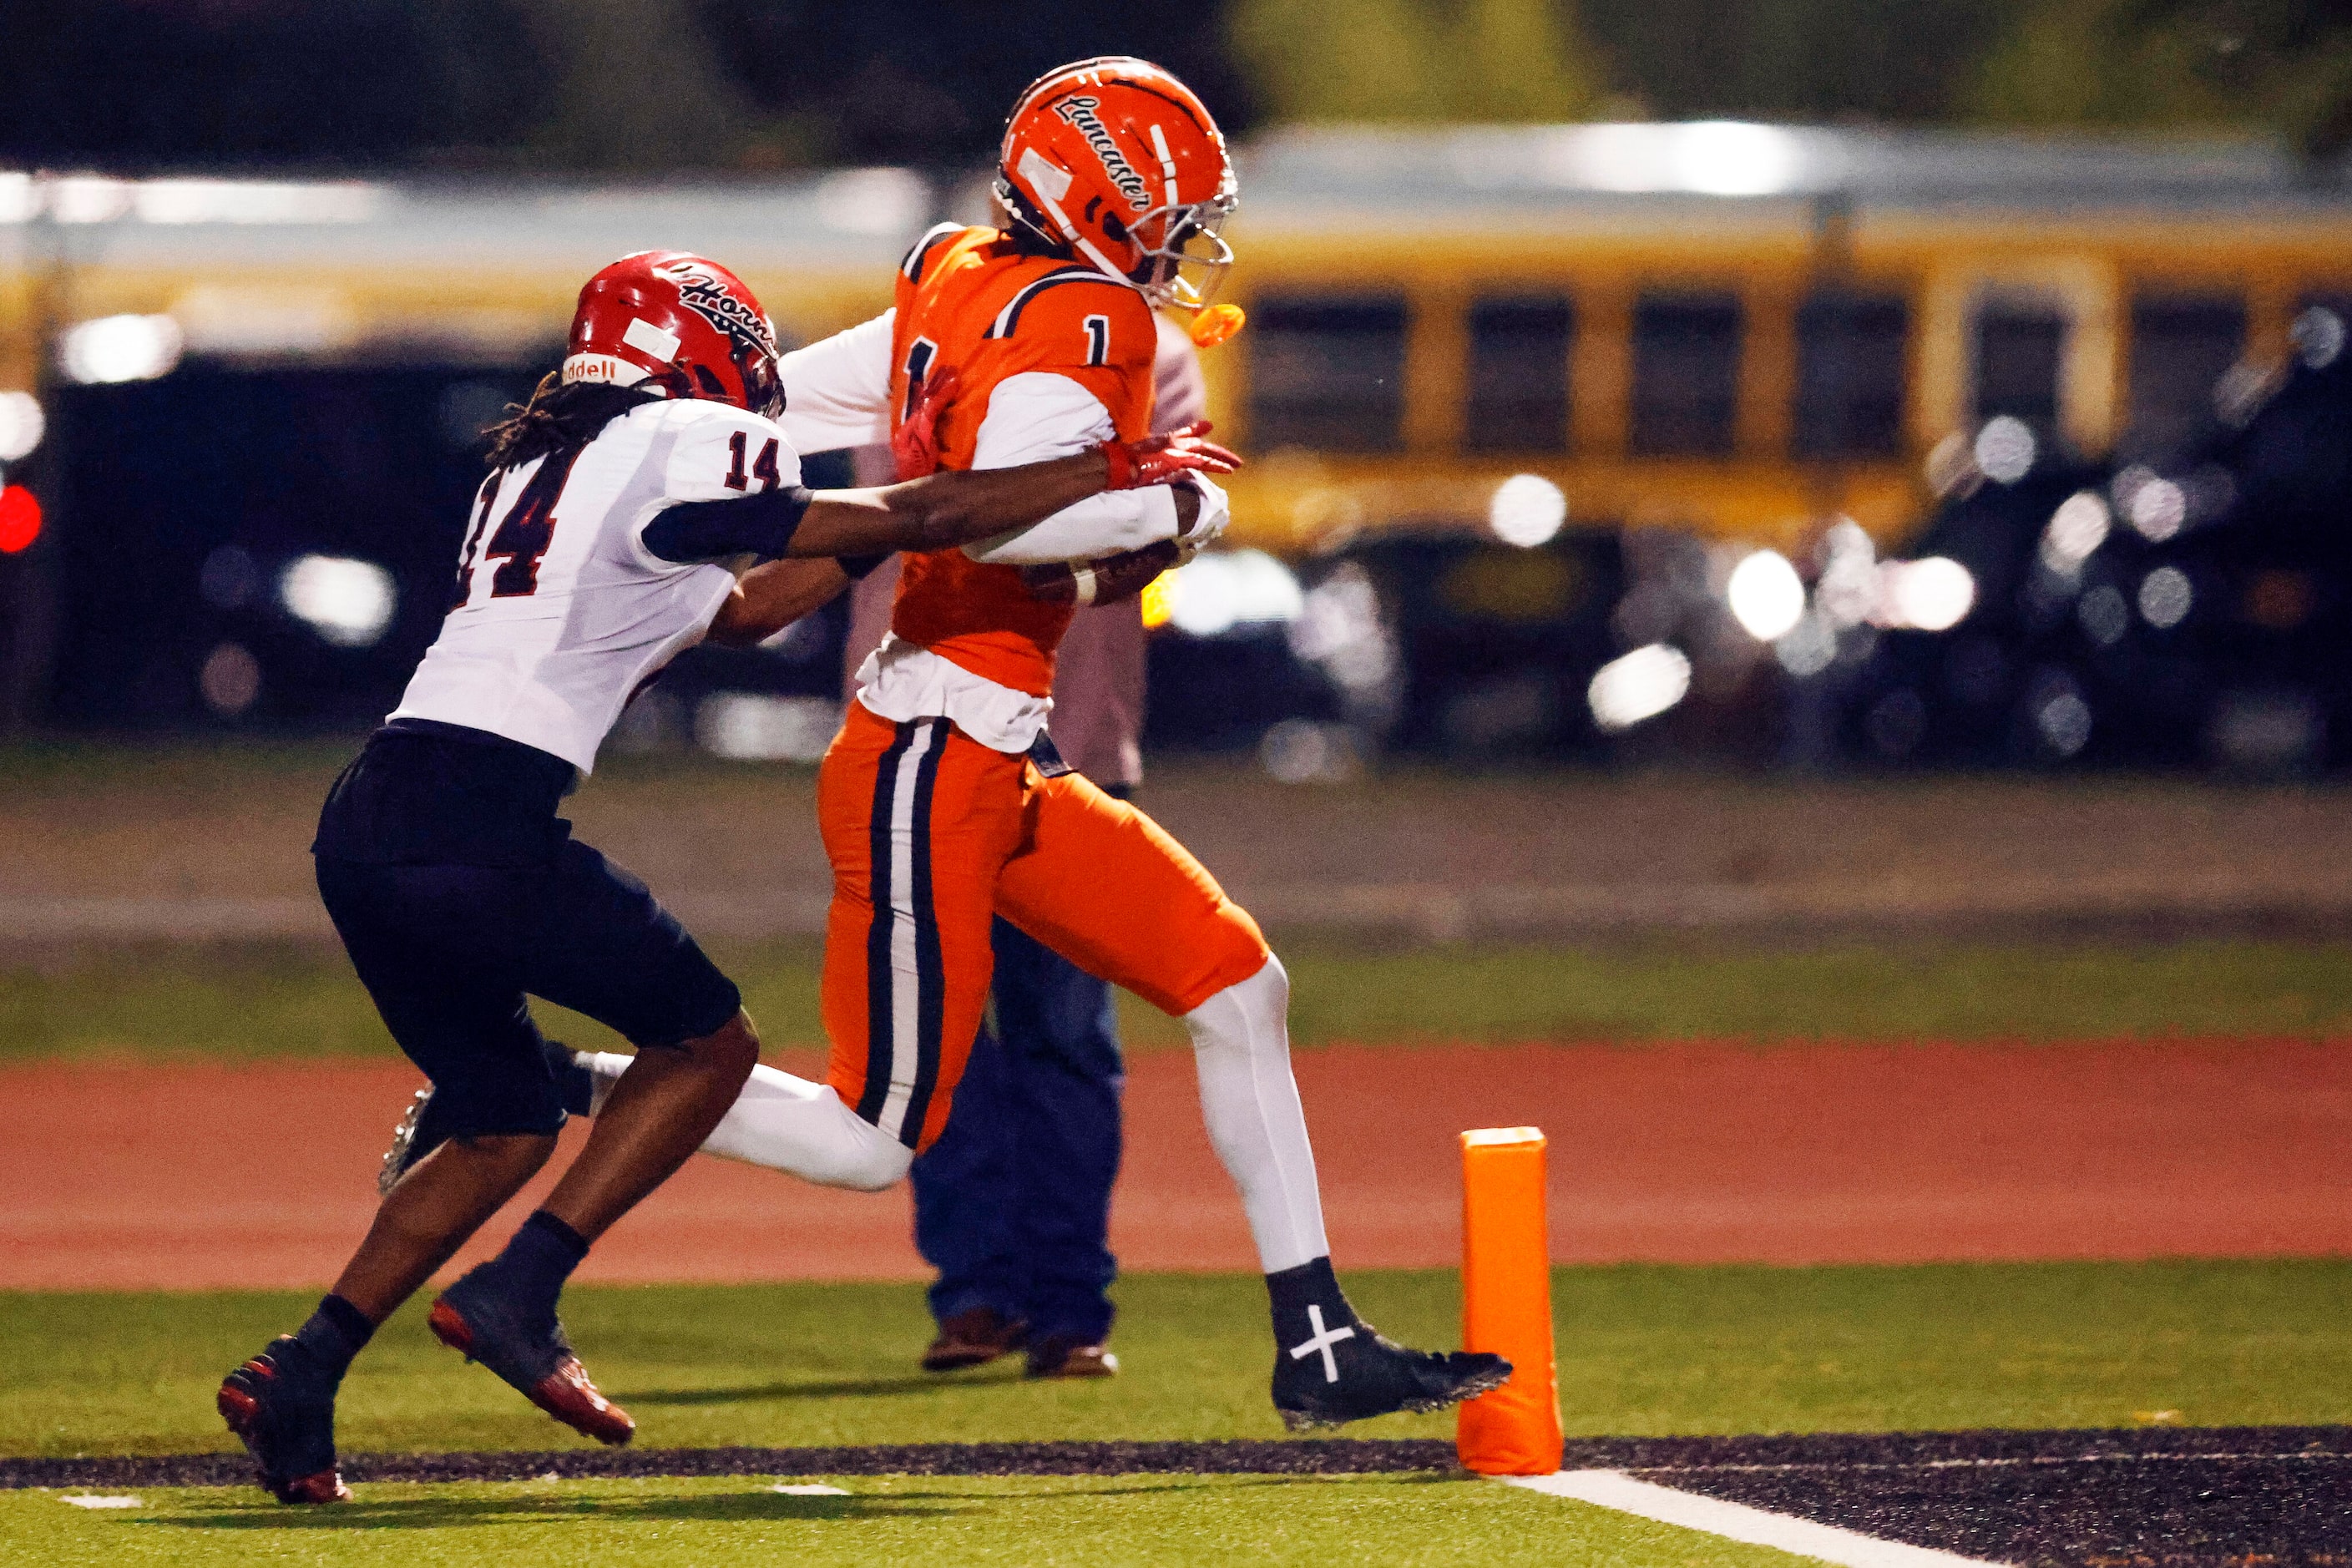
<box><xmin>1464</xmin><ymin>295</ymin><xmax>1573</xmax><ymax>454</ymax></box>
<box><xmin>2127</xmin><ymin>295</ymin><xmax>2246</xmax><ymax>454</ymax></box>
<box><xmin>1793</xmin><ymin>292</ymin><xmax>1908</xmax><ymax>458</ymax></box>
<box><xmin>1246</xmin><ymin>294</ymin><xmax>1407</xmax><ymax>452</ymax></box>
<box><xmin>1973</xmin><ymin>303</ymin><xmax>2065</xmax><ymax>432</ymax></box>
<box><xmin>1631</xmin><ymin>292</ymin><xmax>1742</xmax><ymax>457</ymax></box>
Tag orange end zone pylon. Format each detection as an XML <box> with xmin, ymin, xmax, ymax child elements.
<box><xmin>1457</xmin><ymin>1125</ymin><xmax>1562</xmax><ymax>1475</ymax></box>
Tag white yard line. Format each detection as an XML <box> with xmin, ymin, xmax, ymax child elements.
<box><xmin>1505</xmin><ymin>1469</ymin><xmax>2010</xmax><ymax>1567</ymax></box>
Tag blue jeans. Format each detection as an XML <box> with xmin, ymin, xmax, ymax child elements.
<box><xmin>911</xmin><ymin>915</ymin><xmax>1124</xmax><ymax>1343</ymax></box>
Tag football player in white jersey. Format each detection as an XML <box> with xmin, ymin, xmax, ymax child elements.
<box><xmin>215</xmin><ymin>250</ymin><xmax>1237</xmax><ymax>1505</ymax></box>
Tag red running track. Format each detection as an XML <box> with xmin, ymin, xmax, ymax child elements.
<box><xmin>3</xmin><ymin>1039</ymin><xmax>2349</xmax><ymax>1292</ymax></box>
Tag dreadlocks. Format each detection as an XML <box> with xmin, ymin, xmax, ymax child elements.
<box><xmin>483</xmin><ymin>373</ymin><xmax>660</xmax><ymax>470</ymax></box>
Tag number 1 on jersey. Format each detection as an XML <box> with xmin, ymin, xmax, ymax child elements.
<box><xmin>1082</xmin><ymin>314</ymin><xmax>1110</xmax><ymax>367</ymax></box>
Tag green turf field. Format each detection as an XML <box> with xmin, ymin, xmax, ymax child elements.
<box><xmin>7</xmin><ymin>1260</ymin><xmax>2346</xmax><ymax>1458</ymax></box>
<box><xmin>4</xmin><ymin>1260</ymin><xmax>2347</xmax><ymax>1564</ymax></box>
<box><xmin>9</xmin><ymin>935</ymin><xmax>2352</xmax><ymax>1065</ymax></box>
<box><xmin>0</xmin><ymin>1473</ymin><xmax>1801</xmax><ymax>1568</ymax></box>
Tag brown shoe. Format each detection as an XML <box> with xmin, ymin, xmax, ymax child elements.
<box><xmin>921</xmin><ymin>1307</ymin><xmax>1028</xmax><ymax>1373</ymax></box>
<box><xmin>1025</xmin><ymin>1333</ymin><xmax>1119</xmax><ymax>1379</ymax></box>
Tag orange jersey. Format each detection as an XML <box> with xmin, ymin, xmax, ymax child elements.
<box><xmin>885</xmin><ymin>225</ymin><xmax>1159</xmax><ymax>697</ymax></box>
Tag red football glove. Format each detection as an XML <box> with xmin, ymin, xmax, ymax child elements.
<box><xmin>1097</xmin><ymin>420</ymin><xmax>1241</xmax><ymax>490</ymax></box>
<box><xmin>892</xmin><ymin>366</ymin><xmax>961</xmax><ymax>481</ymax></box>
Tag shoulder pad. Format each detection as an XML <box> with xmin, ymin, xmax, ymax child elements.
<box><xmin>983</xmin><ymin>267</ymin><xmax>1144</xmax><ymax>342</ymax></box>
<box><xmin>898</xmin><ymin>222</ymin><xmax>972</xmax><ymax>286</ymax></box>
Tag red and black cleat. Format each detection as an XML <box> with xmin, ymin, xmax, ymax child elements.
<box><xmin>216</xmin><ymin>1344</ymin><xmax>352</xmax><ymax>1505</ymax></box>
<box><xmin>427</xmin><ymin>1275</ymin><xmax>635</xmax><ymax>1447</ymax></box>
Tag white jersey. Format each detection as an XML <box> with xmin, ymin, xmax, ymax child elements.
<box><xmin>392</xmin><ymin>397</ymin><xmax>802</xmax><ymax>774</ymax></box>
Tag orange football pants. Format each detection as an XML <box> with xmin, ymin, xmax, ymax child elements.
<box><xmin>817</xmin><ymin>703</ymin><xmax>1271</xmax><ymax>1153</ymax></box>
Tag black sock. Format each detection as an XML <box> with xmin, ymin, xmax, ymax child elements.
<box><xmin>286</xmin><ymin>1293</ymin><xmax>375</xmax><ymax>1382</ymax></box>
<box><xmin>493</xmin><ymin>1210</ymin><xmax>591</xmax><ymax>1320</ymax></box>
<box><xmin>1266</xmin><ymin>1256</ymin><xmax>1357</xmax><ymax>1343</ymax></box>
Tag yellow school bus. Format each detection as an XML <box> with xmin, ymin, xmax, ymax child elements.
<box><xmin>1201</xmin><ymin>124</ymin><xmax>2352</xmax><ymax>553</ymax></box>
<box><xmin>7</xmin><ymin>129</ymin><xmax>2351</xmax><ymax>556</ymax></box>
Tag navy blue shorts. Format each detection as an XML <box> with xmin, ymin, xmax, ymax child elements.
<box><xmin>314</xmin><ymin>723</ymin><xmax>742</xmax><ymax>1139</ymax></box>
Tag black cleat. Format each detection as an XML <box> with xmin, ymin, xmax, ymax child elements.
<box><xmin>1270</xmin><ymin>1308</ymin><xmax>1511</xmax><ymax>1429</ymax></box>
<box><xmin>377</xmin><ymin>1085</ymin><xmax>448</xmax><ymax>1196</ymax></box>
<box><xmin>377</xmin><ymin>1042</ymin><xmax>591</xmax><ymax>1196</ymax></box>
<box><xmin>216</xmin><ymin>1340</ymin><xmax>352</xmax><ymax>1504</ymax></box>
<box><xmin>1266</xmin><ymin>1260</ymin><xmax>1511</xmax><ymax>1431</ymax></box>
<box><xmin>428</xmin><ymin>1263</ymin><xmax>635</xmax><ymax>1445</ymax></box>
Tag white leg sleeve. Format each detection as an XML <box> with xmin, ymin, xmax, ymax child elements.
<box><xmin>1182</xmin><ymin>955</ymin><xmax>1330</xmax><ymax>1275</ymax></box>
<box><xmin>580</xmin><ymin>1052</ymin><xmax>911</xmax><ymax>1192</ymax></box>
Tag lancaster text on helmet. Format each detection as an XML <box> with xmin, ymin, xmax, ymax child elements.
<box><xmin>1050</xmin><ymin>95</ymin><xmax>1151</xmax><ymax>211</ymax></box>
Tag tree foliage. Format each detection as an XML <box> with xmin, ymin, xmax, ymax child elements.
<box><xmin>1970</xmin><ymin>0</ymin><xmax>2352</xmax><ymax>158</ymax></box>
<box><xmin>1229</xmin><ymin>0</ymin><xmax>1604</xmax><ymax>122</ymax></box>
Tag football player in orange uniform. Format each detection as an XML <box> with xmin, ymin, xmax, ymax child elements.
<box><xmin>576</xmin><ymin>58</ymin><xmax>1509</xmax><ymax>1428</ymax></box>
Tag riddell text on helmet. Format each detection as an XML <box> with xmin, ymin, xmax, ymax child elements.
<box><xmin>1050</xmin><ymin>95</ymin><xmax>1151</xmax><ymax>210</ymax></box>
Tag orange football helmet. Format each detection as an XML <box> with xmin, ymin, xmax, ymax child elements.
<box><xmin>994</xmin><ymin>56</ymin><xmax>1238</xmax><ymax>312</ymax></box>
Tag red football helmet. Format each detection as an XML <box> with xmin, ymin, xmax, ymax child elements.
<box><xmin>561</xmin><ymin>250</ymin><xmax>784</xmax><ymax>417</ymax></box>
<box><xmin>995</xmin><ymin>57</ymin><xmax>1239</xmax><ymax>311</ymax></box>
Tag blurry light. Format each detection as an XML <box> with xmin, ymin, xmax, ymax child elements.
<box><xmin>0</xmin><ymin>392</ymin><xmax>43</xmax><ymax>461</ymax></box>
<box><xmin>1885</xmin><ymin>557</ymin><xmax>1975</xmax><ymax>632</ymax></box>
<box><xmin>1973</xmin><ymin>417</ymin><xmax>2036</xmax><ymax>483</ymax></box>
<box><xmin>280</xmin><ymin>555</ymin><xmax>397</xmax><ymax>647</ymax></box>
<box><xmin>2209</xmin><ymin>691</ymin><xmax>2321</xmax><ymax>772</ymax></box>
<box><xmin>1488</xmin><ymin>473</ymin><xmax>1565</xmax><ymax>548</ymax></box>
<box><xmin>0</xmin><ymin>173</ymin><xmax>33</xmax><ymax>223</ymax></box>
<box><xmin>1813</xmin><ymin>519</ymin><xmax>1877</xmax><ymax>629</ymax></box>
<box><xmin>134</xmin><ymin>179</ymin><xmax>381</xmax><ymax>225</ymax></box>
<box><xmin>198</xmin><ymin>643</ymin><xmax>261</xmax><ymax>716</ymax></box>
<box><xmin>2138</xmin><ymin>565</ymin><xmax>2193</xmax><ymax>629</ymax></box>
<box><xmin>2127</xmin><ymin>479</ymin><xmax>2186</xmax><ymax>542</ymax></box>
<box><xmin>1287</xmin><ymin>563</ymin><xmax>1393</xmax><ymax>693</ymax></box>
<box><xmin>695</xmin><ymin>694</ymin><xmax>840</xmax><ymax>761</ymax></box>
<box><xmin>1677</xmin><ymin>121</ymin><xmax>1804</xmax><ymax>195</ymax></box>
<box><xmin>60</xmin><ymin>315</ymin><xmax>184</xmax><ymax>384</ymax></box>
<box><xmin>2034</xmin><ymin>684</ymin><xmax>2092</xmax><ymax>758</ymax></box>
<box><xmin>1773</xmin><ymin>612</ymin><xmax>1837</xmax><ymax>677</ymax></box>
<box><xmin>1164</xmin><ymin>549</ymin><xmax>1304</xmax><ymax>638</ymax></box>
<box><xmin>2294</xmin><ymin>306</ymin><xmax>2344</xmax><ymax>370</ymax></box>
<box><xmin>1555</xmin><ymin>122</ymin><xmax>1802</xmax><ymax>196</ymax></box>
<box><xmin>1588</xmin><ymin>643</ymin><xmax>1691</xmax><ymax>731</ymax></box>
<box><xmin>1924</xmin><ymin>430</ymin><xmax>1977</xmax><ymax>497</ymax></box>
<box><xmin>2077</xmin><ymin>584</ymin><xmax>2128</xmax><ymax>645</ymax></box>
<box><xmin>174</xmin><ymin>286</ymin><xmax>356</xmax><ymax>356</ymax></box>
<box><xmin>0</xmin><ymin>486</ymin><xmax>40</xmax><ymax>554</ymax></box>
<box><xmin>1259</xmin><ymin>718</ymin><xmax>1361</xmax><ymax>784</ymax></box>
<box><xmin>2041</xmin><ymin>492</ymin><xmax>2111</xmax><ymax>569</ymax></box>
<box><xmin>816</xmin><ymin>168</ymin><xmax>930</xmax><ymax>236</ymax></box>
<box><xmin>1725</xmin><ymin>549</ymin><xmax>1804</xmax><ymax>641</ymax></box>
<box><xmin>49</xmin><ymin>175</ymin><xmax>132</xmax><ymax>224</ymax></box>
<box><xmin>2213</xmin><ymin>359</ymin><xmax>2278</xmax><ymax>427</ymax></box>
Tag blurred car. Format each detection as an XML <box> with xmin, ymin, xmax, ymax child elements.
<box><xmin>1841</xmin><ymin>306</ymin><xmax>2352</xmax><ymax>774</ymax></box>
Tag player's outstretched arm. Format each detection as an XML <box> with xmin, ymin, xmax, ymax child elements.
<box><xmin>787</xmin><ymin>422</ymin><xmax>1237</xmax><ymax>559</ymax></box>
<box><xmin>703</xmin><ymin>559</ymin><xmax>853</xmax><ymax>648</ymax></box>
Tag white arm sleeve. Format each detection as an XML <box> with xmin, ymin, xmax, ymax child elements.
<box><xmin>776</xmin><ymin>310</ymin><xmax>895</xmax><ymax>453</ymax></box>
<box><xmin>960</xmin><ymin>371</ymin><xmax>1179</xmax><ymax>565</ymax></box>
